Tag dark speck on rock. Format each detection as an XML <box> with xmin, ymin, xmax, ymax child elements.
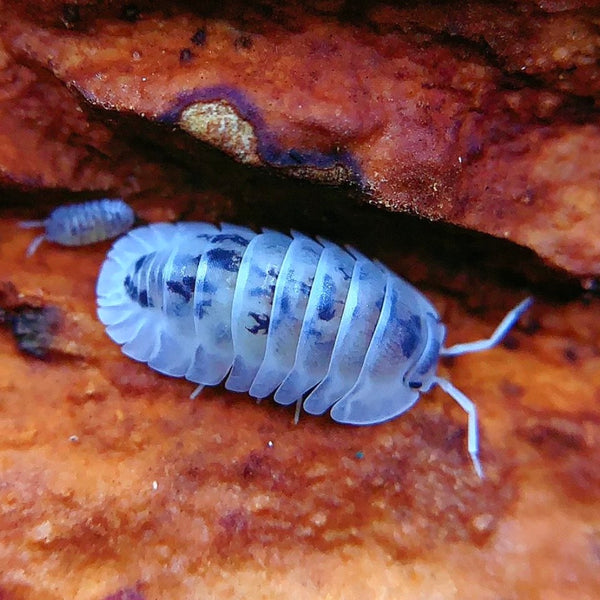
<box><xmin>10</xmin><ymin>306</ymin><xmax>61</xmax><ymax>359</ymax></box>
<box><xmin>563</xmin><ymin>346</ymin><xmax>578</xmax><ymax>363</ymax></box>
<box><xmin>191</xmin><ymin>27</ymin><xmax>206</xmax><ymax>46</ymax></box>
<box><xmin>180</xmin><ymin>48</ymin><xmax>193</xmax><ymax>63</ymax></box>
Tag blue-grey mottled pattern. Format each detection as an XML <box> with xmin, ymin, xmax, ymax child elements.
<box><xmin>96</xmin><ymin>221</ymin><xmax>447</xmax><ymax>427</ymax></box>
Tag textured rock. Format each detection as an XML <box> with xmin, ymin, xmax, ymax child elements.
<box><xmin>0</xmin><ymin>1</ymin><xmax>599</xmax><ymax>274</ymax></box>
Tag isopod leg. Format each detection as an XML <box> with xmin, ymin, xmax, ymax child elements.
<box><xmin>190</xmin><ymin>384</ymin><xmax>204</xmax><ymax>399</ymax></box>
<box><xmin>435</xmin><ymin>377</ymin><xmax>484</xmax><ymax>479</ymax></box>
<box><xmin>25</xmin><ymin>234</ymin><xmax>46</xmax><ymax>257</ymax></box>
<box><xmin>441</xmin><ymin>297</ymin><xmax>533</xmax><ymax>357</ymax></box>
<box><xmin>294</xmin><ymin>397</ymin><xmax>302</xmax><ymax>424</ymax></box>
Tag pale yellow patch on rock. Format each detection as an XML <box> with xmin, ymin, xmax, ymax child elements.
<box><xmin>179</xmin><ymin>100</ymin><xmax>261</xmax><ymax>165</ymax></box>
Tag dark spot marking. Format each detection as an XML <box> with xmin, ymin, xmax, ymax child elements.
<box><xmin>120</xmin><ymin>3</ymin><xmax>140</xmax><ymax>22</ymax></box>
<box><xmin>298</xmin><ymin>281</ymin><xmax>311</xmax><ymax>296</ymax></box>
<box><xmin>279</xmin><ymin>294</ymin><xmax>291</xmax><ymax>315</ymax></box>
<box><xmin>249</xmin><ymin>267</ymin><xmax>278</xmax><ymax>298</ymax></box>
<box><xmin>124</xmin><ymin>275</ymin><xmax>138</xmax><ymax>302</ymax></box>
<box><xmin>202</xmin><ymin>279</ymin><xmax>217</xmax><ymax>295</ymax></box>
<box><xmin>134</xmin><ymin>255</ymin><xmax>146</xmax><ymax>273</ymax></box>
<box><xmin>210</xmin><ymin>233</ymin><xmax>250</xmax><ymax>246</ymax></box>
<box><xmin>307</xmin><ymin>327</ymin><xmax>323</xmax><ymax>340</ymax></box>
<box><xmin>387</xmin><ymin>289</ymin><xmax>421</xmax><ymax>358</ymax></box>
<box><xmin>195</xmin><ymin>299</ymin><xmax>212</xmax><ymax>319</ymax></box>
<box><xmin>167</xmin><ymin>281</ymin><xmax>191</xmax><ymax>302</ymax></box>
<box><xmin>317</xmin><ymin>274</ymin><xmax>336</xmax><ymax>321</ymax></box>
<box><xmin>208</xmin><ymin>247</ymin><xmax>242</xmax><ymax>272</ymax></box>
<box><xmin>247</xmin><ymin>312</ymin><xmax>269</xmax><ymax>334</ymax></box>
<box><xmin>338</xmin><ymin>266</ymin><xmax>352</xmax><ymax>281</ymax></box>
<box><xmin>318</xmin><ymin>304</ymin><xmax>336</xmax><ymax>321</ymax></box>
<box><xmin>167</xmin><ymin>274</ymin><xmax>196</xmax><ymax>303</ymax></box>
<box><xmin>179</xmin><ymin>48</ymin><xmax>193</xmax><ymax>63</ymax></box>
<box><xmin>191</xmin><ymin>28</ymin><xmax>206</xmax><ymax>46</ymax></box>
<box><xmin>408</xmin><ymin>381</ymin><xmax>422</xmax><ymax>389</ymax></box>
<box><xmin>398</xmin><ymin>314</ymin><xmax>421</xmax><ymax>357</ymax></box>
<box><xmin>249</xmin><ymin>286</ymin><xmax>273</xmax><ymax>298</ymax></box>
<box><xmin>138</xmin><ymin>289</ymin><xmax>151</xmax><ymax>307</ymax></box>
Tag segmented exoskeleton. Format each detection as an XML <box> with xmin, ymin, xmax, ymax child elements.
<box><xmin>96</xmin><ymin>222</ymin><xmax>532</xmax><ymax>478</ymax></box>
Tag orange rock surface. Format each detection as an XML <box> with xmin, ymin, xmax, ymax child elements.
<box><xmin>0</xmin><ymin>0</ymin><xmax>599</xmax><ymax>275</ymax></box>
<box><xmin>0</xmin><ymin>2</ymin><xmax>599</xmax><ymax>599</ymax></box>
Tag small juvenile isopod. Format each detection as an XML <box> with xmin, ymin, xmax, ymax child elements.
<box><xmin>96</xmin><ymin>222</ymin><xmax>532</xmax><ymax>478</ymax></box>
<box><xmin>20</xmin><ymin>198</ymin><xmax>136</xmax><ymax>257</ymax></box>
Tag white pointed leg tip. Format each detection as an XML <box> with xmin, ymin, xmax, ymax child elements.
<box><xmin>472</xmin><ymin>454</ymin><xmax>484</xmax><ymax>480</ymax></box>
<box><xmin>190</xmin><ymin>384</ymin><xmax>204</xmax><ymax>400</ymax></box>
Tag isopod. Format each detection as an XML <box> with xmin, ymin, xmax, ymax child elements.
<box><xmin>20</xmin><ymin>198</ymin><xmax>135</xmax><ymax>257</ymax></box>
<box><xmin>96</xmin><ymin>222</ymin><xmax>532</xmax><ymax>478</ymax></box>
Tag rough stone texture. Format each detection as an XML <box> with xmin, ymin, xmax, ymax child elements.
<box><xmin>1</xmin><ymin>1</ymin><xmax>600</xmax><ymax>599</ymax></box>
<box><xmin>0</xmin><ymin>0</ymin><xmax>599</xmax><ymax>274</ymax></box>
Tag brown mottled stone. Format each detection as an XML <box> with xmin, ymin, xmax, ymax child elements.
<box><xmin>0</xmin><ymin>1</ymin><xmax>599</xmax><ymax>275</ymax></box>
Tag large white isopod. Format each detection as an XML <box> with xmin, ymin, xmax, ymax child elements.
<box><xmin>96</xmin><ymin>222</ymin><xmax>532</xmax><ymax>478</ymax></box>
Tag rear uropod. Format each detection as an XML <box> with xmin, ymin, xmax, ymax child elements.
<box><xmin>20</xmin><ymin>198</ymin><xmax>135</xmax><ymax>257</ymax></box>
<box><xmin>96</xmin><ymin>223</ymin><xmax>532</xmax><ymax>478</ymax></box>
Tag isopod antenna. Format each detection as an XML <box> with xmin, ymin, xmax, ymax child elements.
<box><xmin>19</xmin><ymin>220</ymin><xmax>47</xmax><ymax>257</ymax></box>
<box><xmin>436</xmin><ymin>296</ymin><xmax>533</xmax><ymax>479</ymax></box>
<box><xmin>440</xmin><ymin>297</ymin><xmax>533</xmax><ymax>357</ymax></box>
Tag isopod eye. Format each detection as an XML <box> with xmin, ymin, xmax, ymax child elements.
<box><xmin>408</xmin><ymin>381</ymin><xmax>422</xmax><ymax>389</ymax></box>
